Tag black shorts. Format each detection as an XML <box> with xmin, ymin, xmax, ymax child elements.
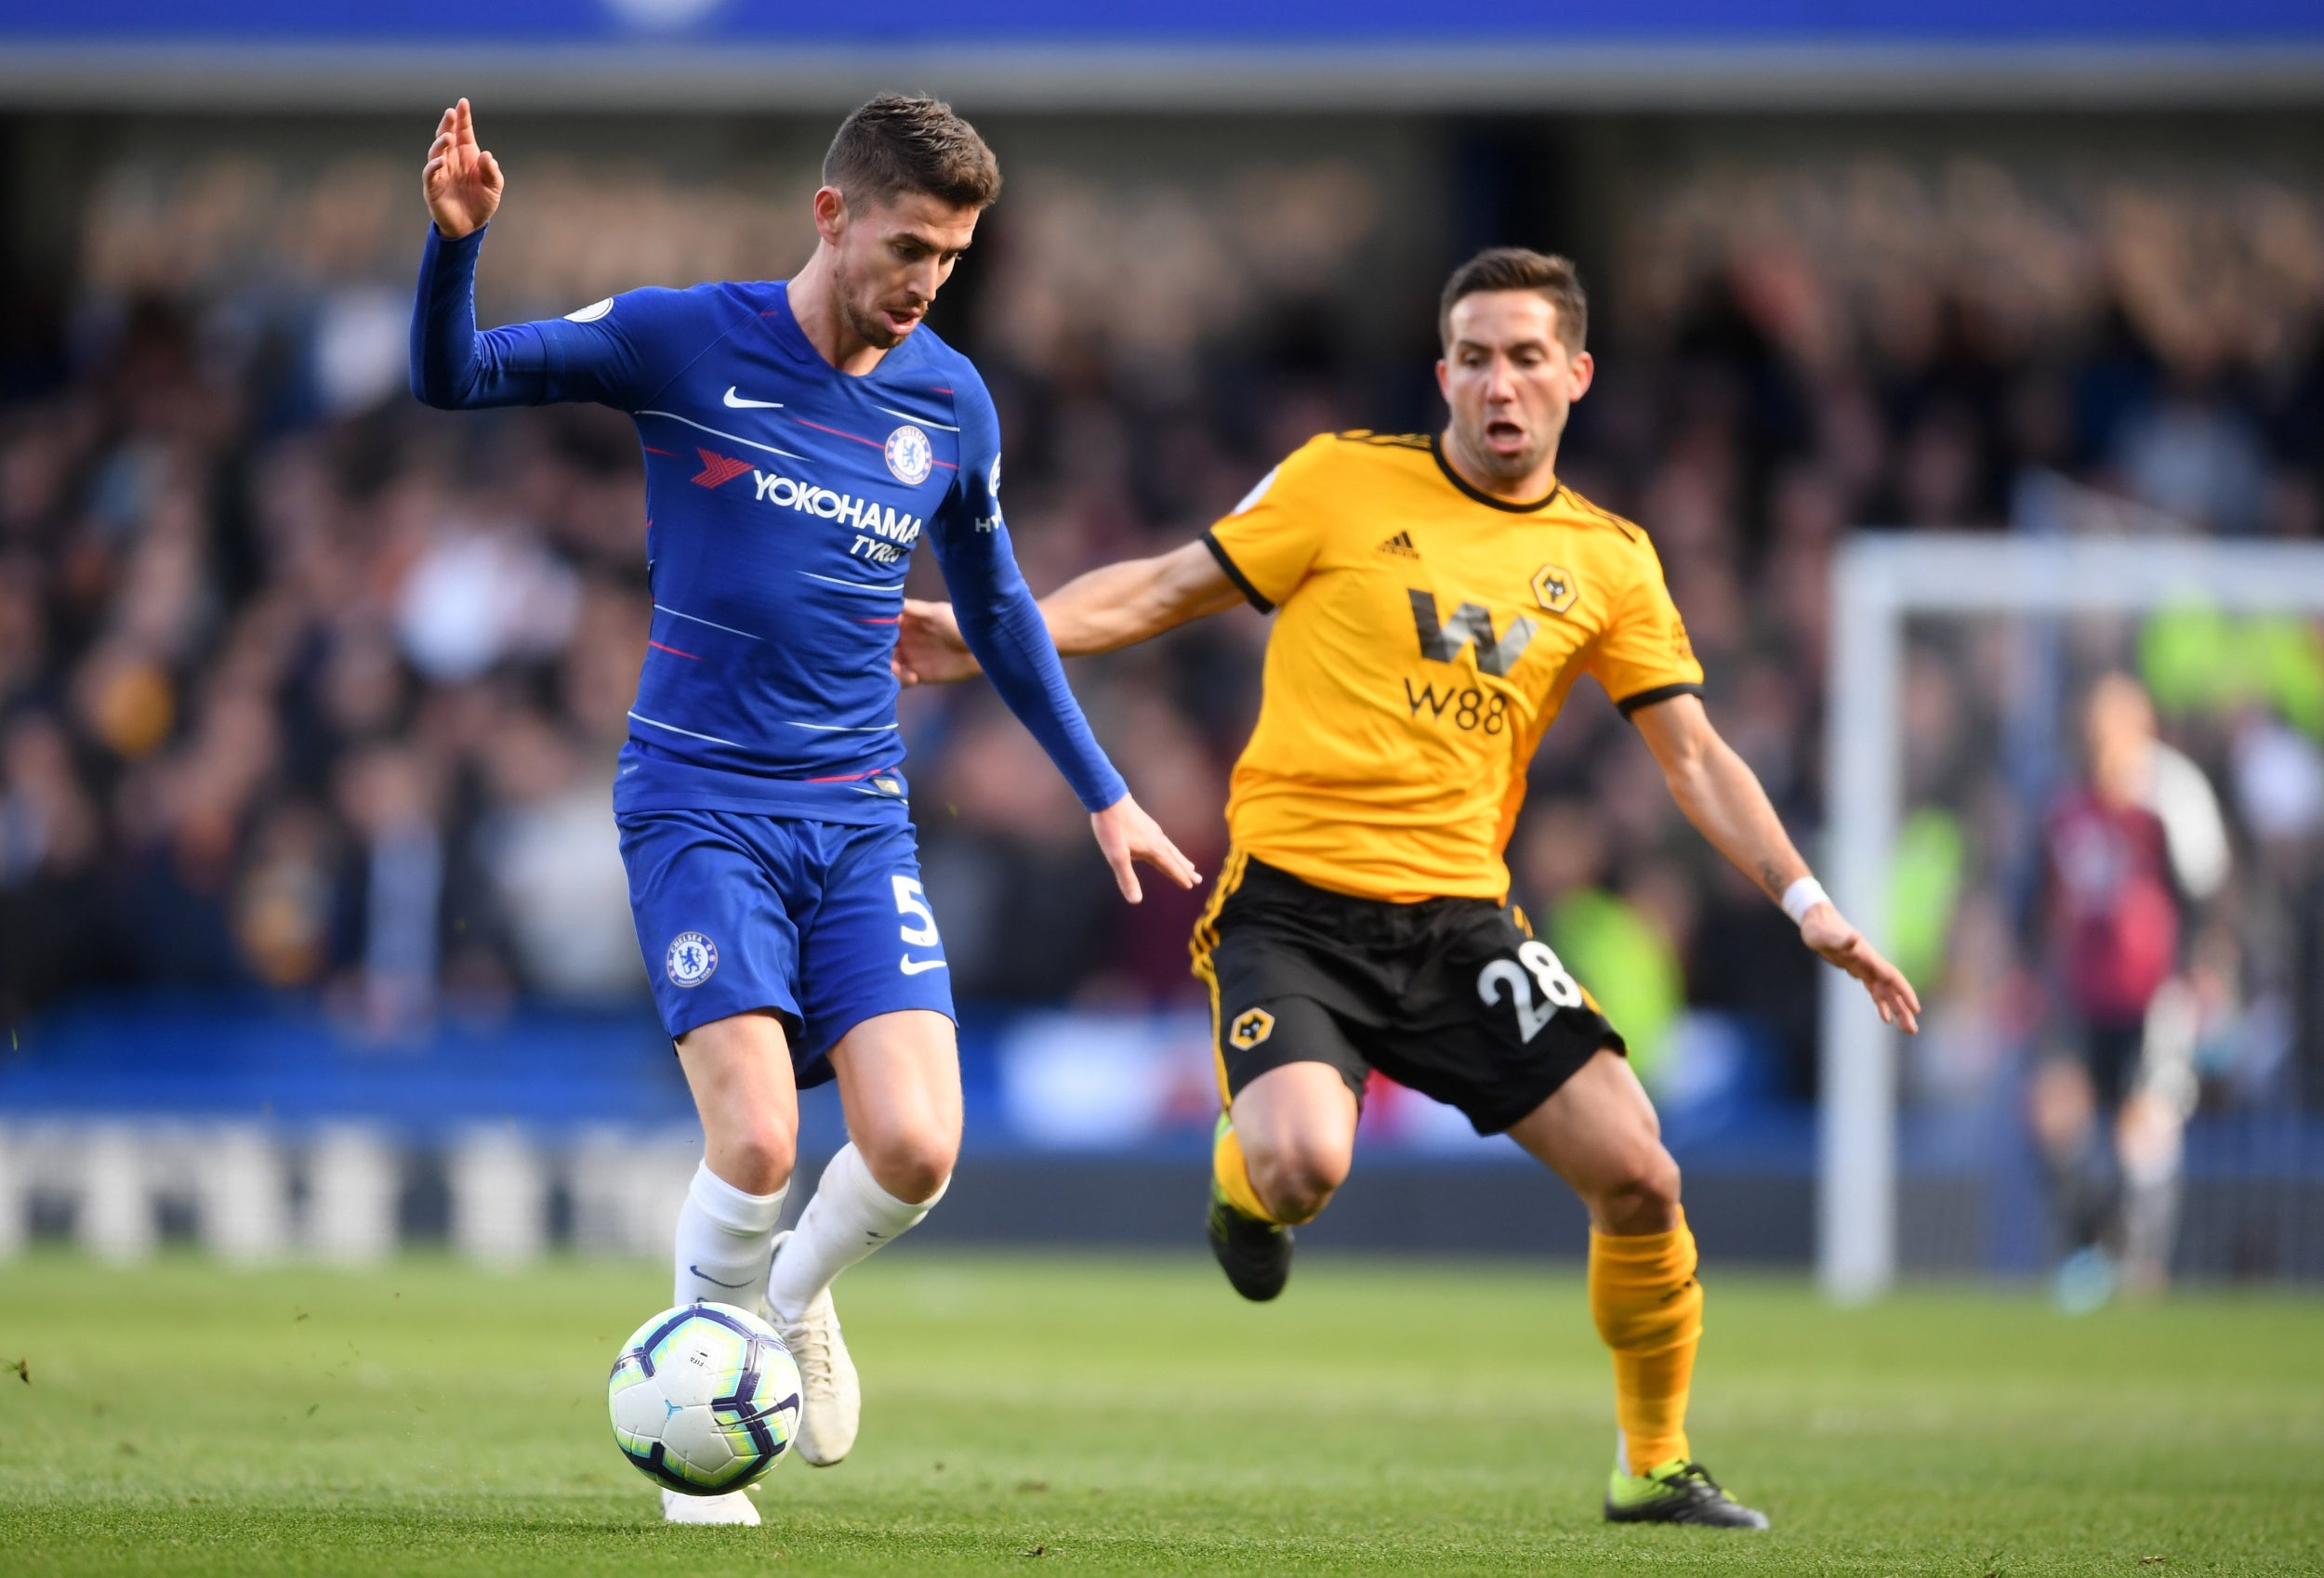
<box><xmin>2076</xmin><ymin>1016</ymin><xmax>2147</xmax><ymax>1111</ymax></box>
<box><xmin>1190</xmin><ymin>853</ymin><xmax>1624</xmax><ymax>1136</ymax></box>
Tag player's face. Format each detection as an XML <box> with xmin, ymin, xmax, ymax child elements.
<box><xmin>822</xmin><ymin>188</ymin><xmax>981</xmax><ymax>349</ymax></box>
<box><xmin>2084</xmin><ymin>674</ymin><xmax>2156</xmax><ymax>808</ymax></box>
<box><xmin>1436</xmin><ymin>293</ymin><xmax>1594</xmax><ymax>489</ymax></box>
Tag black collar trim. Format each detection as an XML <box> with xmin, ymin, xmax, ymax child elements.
<box><xmin>1431</xmin><ymin>433</ymin><xmax>1562</xmax><ymax>515</ymax></box>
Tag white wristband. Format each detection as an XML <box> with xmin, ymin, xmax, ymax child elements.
<box><xmin>1780</xmin><ymin>876</ymin><xmax>1829</xmax><ymax>926</ymax></box>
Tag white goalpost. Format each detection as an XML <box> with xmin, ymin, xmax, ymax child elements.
<box><xmin>1818</xmin><ymin>530</ymin><xmax>2324</xmax><ymax>1302</ymax></box>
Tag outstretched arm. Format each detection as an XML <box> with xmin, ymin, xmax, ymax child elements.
<box><xmin>1631</xmin><ymin>694</ymin><xmax>1921</xmax><ymax>1032</ymax></box>
<box><xmin>410</xmin><ymin>98</ymin><xmax>533</xmax><ymax>410</ymax></box>
<box><xmin>409</xmin><ymin>99</ymin><xmax>669</xmax><ymax>411</ymax></box>
<box><xmin>896</xmin><ymin>538</ymin><xmax>1243</xmax><ymax>685</ymax></box>
<box><xmin>928</xmin><ymin>495</ymin><xmax>1200</xmax><ymax>904</ymax></box>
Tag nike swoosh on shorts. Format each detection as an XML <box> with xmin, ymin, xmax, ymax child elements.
<box><xmin>723</xmin><ymin>387</ymin><xmax>783</xmax><ymax>409</ymax></box>
<box><xmin>899</xmin><ymin>955</ymin><xmax>948</xmax><ymax>975</ymax></box>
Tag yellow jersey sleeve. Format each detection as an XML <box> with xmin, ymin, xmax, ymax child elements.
<box><xmin>1201</xmin><ymin>436</ymin><xmax>1340</xmax><ymax>612</ymax></box>
<box><xmin>1586</xmin><ymin>535</ymin><xmax>1706</xmax><ymax>717</ymax></box>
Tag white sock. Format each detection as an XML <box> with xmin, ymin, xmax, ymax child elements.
<box><xmin>672</xmin><ymin>1160</ymin><xmax>788</xmax><ymax>1310</ymax></box>
<box><xmin>767</xmin><ymin>1143</ymin><xmax>945</xmax><ymax>1323</ymax></box>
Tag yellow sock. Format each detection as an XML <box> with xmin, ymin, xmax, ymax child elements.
<box><xmin>1211</xmin><ymin>1117</ymin><xmax>1280</xmax><ymax>1225</ymax></box>
<box><xmin>1588</xmin><ymin>1212</ymin><xmax>1703</xmax><ymax>1476</ymax></box>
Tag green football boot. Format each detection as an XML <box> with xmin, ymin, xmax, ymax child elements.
<box><xmin>1604</xmin><ymin>1457</ymin><xmax>1770</xmax><ymax>1529</ymax></box>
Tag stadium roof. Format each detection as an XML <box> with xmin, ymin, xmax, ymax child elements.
<box><xmin>3</xmin><ymin>1</ymin><xmax>2322</xmax><ymax>111</ymax></box>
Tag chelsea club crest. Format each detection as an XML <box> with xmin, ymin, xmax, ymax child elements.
<box><xmin>884</xmin><ymin>424</ymin><xmax>933</xmax><ymax>486</ymax></box>
<box><xmin>666</xmin><ymin>931</ymin><xmax>718</xmax><ymax>988</ymax></box>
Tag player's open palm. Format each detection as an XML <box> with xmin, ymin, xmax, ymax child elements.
<box><xmin>893</xmin><ymin>599</ymin><xmax>983</xmax><ymax>686</ymax></box>
<box><xmin>1801</xmin><ymin>902</ymin><xmax>1921</xmax><ymax>1033</ymax></box>
<box><xmin>423</xmin><ymin>98</ymin><xmax>504</xmax><ymax>240</ymax></box>
<box><xmin>1090</xmin><ymin>794</ymin><xmax>1200</xmax><ymax>904</ymax></box>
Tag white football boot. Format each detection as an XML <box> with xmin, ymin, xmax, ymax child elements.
<box><xmin>767</xmin><ymin>1230</ymin><xmax>861</xmax><ymax>1466</ymax></box>
<box><xmin>660</xmin><ymin>1487</ymin><xmax>759</xmax><ymax>1525</ymax></box>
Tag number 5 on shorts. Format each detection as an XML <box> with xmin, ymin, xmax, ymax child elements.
<box><xmin>891</xmin><ymin>875</ymin><xmax>940</xmax><ymax>947</ymax></box>
<box><xmin>1478</xmin><ymin>940</ymin><xmax>1582</xmax><ymax>1043</ymax></box>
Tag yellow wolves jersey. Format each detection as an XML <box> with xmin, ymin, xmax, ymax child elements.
<box><xmin>1202</xmin><ymin>431</ymin><xmax>1702</xmax><ymax>903</ymax></box>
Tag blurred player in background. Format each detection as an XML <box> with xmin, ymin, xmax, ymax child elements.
<box><xmin>899</xmin><ymin>248</ymin><xmax>1919</xmax><ymax>1529</ymax></box>
<box><xmin>2036</xmin><ymin>673</ymin><xmax>2229</xmax><ymax>1309</ymax></box>
<box><xmin>413</xmin><ymin>94</ymin><xmax>1195</xmax><ymax>1523</ymax></box>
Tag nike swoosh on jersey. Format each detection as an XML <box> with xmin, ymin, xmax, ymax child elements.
<box><xmin>899</xmin><ymin>955</ymin><xmax>948</xmax><ymax>975</ymax></box>
<box><xmin>722</xmin><ymin>387</ymin><xmax>783</xmax><ymax>409</ymax></box>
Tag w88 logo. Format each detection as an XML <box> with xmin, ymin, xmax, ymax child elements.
<box><xmin>1403</xmin><ymin>678</ymin><xmax>1511</xmax><ymax>735</ymax></box>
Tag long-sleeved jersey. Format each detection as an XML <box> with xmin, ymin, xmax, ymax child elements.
<box><xmin>410</xmin><ymin>224</ymin><xmax>1125</xmax><ymax>825</ymax></box>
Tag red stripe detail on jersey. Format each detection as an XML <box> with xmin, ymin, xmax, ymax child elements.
<box><xmin>647</xmin><ymin>640</ymin><xmax>701</xmax><ymax>661</ymax></box>
<box><xmin>789</xmin><ymin>417</ymin><xmax>883</xmax><ymax>451</ymax></box>
<box><xmin>928</xmin><ymin>387</ymin><xmax>953</xmax><ymax>393</ymax></box>
<box><xmin>643</xmin><ymin>447</ymin><xmax>676</xmax><ymax>456</ymax></box>
<box><xmin>691</xmin><ymin>449</ymin><xmax>753</xmax><ymax>488</ymax></box>
<box><xmin>803</xmin><ymin>766</ymin><xmax>894</xmax><ymax>783</ymax></box>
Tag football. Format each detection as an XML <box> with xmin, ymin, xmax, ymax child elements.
<box><xmin>607</xmin><ymin>1302</ymin><xmax>803</xmax><ymax>1495</ymax></box>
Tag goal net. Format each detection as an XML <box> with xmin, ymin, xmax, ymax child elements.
<box><xmin>1820</xmin><ymin>512</ymin><xmax>2324</xmax><ymax>1300</ymax></box>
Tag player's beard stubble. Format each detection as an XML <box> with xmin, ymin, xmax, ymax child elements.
<box><xmin>1452</xmin><ymin>414</ymin><xmax>1558</xmax><ymax>492</ymax></box>
<box><xmin>834</xmin><ymin>252</ymin><xmax>916</xmax><ymax>351</ymax></box>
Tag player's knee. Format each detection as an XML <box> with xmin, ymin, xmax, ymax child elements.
<box><xmin>1247</xmin><ymin>1140</ymin><xmax>1349</xmax><ymax>1225</ymax></box>
<box><xmin>857</xmin><ymin>1126</ymin><xmax>956</xmax><ymax>1206</ymax></box>
<box><xmin>1592</xmin><ymin>1143</ymin><xmax>1682</xmax><ymax>1235</ymax></box>
<box><xmin>718</xmin><ymin>1120</ymin><xmax>798</xmax><ymax>1196</ymax></box>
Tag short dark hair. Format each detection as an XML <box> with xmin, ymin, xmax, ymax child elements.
<box><xmin>1439</xmin><ymin>248</ymin><xmax>1587</xmax><ymax>352</ymax></box>
<box><xmin>823</xmin><ymin>94</ymin><xmax>1001</xmax><ymax>213</ymax></box>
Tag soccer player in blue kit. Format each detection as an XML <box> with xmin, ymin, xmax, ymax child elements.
<box><xmin>413</xmin><ymin>96</ymin><xmax>1196</xmax><ymax>1523</ymax></box>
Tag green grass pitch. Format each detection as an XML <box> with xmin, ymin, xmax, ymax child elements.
<box><xmin>2</xmin><ymin>1250</ymin><xmax>2319</xmax><ymax>1575</ymax></box>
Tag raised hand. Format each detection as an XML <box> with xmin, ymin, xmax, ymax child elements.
<box><xmin>1801</xmin><ymin>902</ymin><xmax>1921</xmax><ymax>1033</ymax></box>
<box><xmin>892</xmin><ymin>598</ymin><xmax>984</xmax><ymax>686</ymax></box>
<box><xmin>422</xmin><ymin>98</ymin><xmax>504</xmax><ymax>240</ymax></box>
<box><xmin>1089</xmin><ymin>794</ymin><xmax>1201</xmax><ymax>904</ymax></box>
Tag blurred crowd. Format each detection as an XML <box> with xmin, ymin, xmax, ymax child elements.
<box><xmin>4</xmin><ymin>132</ymin><xmax>2323</xmax><ymax>1115</ymax></box>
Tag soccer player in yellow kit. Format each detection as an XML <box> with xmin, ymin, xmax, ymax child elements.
<box><xmin>897</xmin><ymin>248</ymin><xmax>1920</xmax><ymax>1528</ymax></box>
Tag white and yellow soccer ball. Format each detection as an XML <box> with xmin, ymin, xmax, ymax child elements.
<box><xmin>608</xmin><ymin>1302</ymin><xmax>803</xmax><ymax>1495</ymax></box>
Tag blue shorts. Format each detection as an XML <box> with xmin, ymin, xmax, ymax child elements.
<box><xmin>616</xmin><ymin>809</ymin><xmax>954</xmax><ymax>1085</ymax></box>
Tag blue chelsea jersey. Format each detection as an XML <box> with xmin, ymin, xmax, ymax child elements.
<box><xmin>410</xmin><ymin>224</ymin><xmax>1125</xmax><ymax>824</ymax></box>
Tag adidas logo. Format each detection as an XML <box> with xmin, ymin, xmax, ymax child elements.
<box><xmin>1377</xmin><ymin>531</ymin><xmax>1419</xmax><ymax>558</ymax></box>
